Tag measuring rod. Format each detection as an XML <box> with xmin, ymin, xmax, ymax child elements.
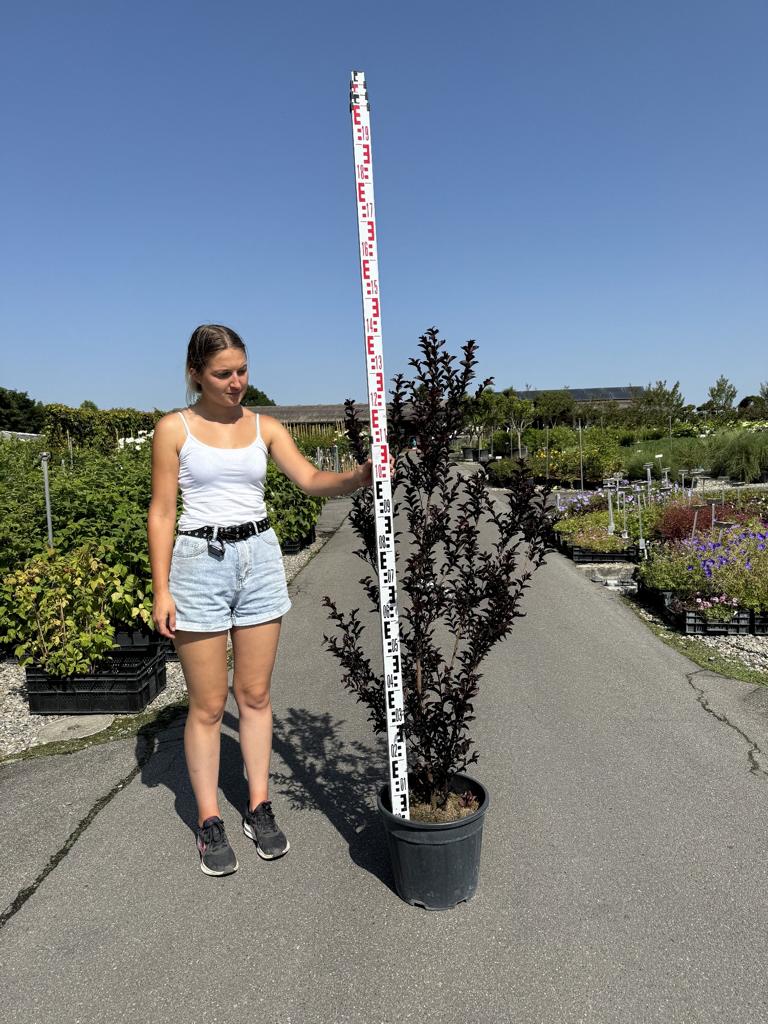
<box><xmin>349</xmin><ymin>71</ymin><xmax>409</xmax><ymax>818</ymax></box>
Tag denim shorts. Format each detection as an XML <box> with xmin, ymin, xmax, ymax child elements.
<box><xmin>169</xmin><ymin>527</ymin><xmax>291</xmax><ymax>632</ymax></box>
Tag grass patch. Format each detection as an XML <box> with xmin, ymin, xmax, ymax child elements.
<box><xmin>622</xmin><ymin>597</ymin><xmax>768</xmax><ymax>687</ymax></box>
<box><xmin>0</xmin><ymin>697</ymin><xmax>189</xmax><ymax>767</ymax></box>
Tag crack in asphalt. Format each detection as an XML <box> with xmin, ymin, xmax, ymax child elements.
<box><xmin>685</xmin><ymin>669</ymin><xmax>768</xmax><ymax>780</ymax></box>
<box><xmin>0</xmin><ymin>731</ymin><xmax>165</xmax><ymax>932</ymax></box>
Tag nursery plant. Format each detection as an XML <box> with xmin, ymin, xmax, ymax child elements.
<box><xmin>0</xmin><ymin>543</ymin><xmax>144</xmax><ymax>675</ymax></box>
<box><xmin>323</xmin><ymin>328</ymin><xmax>552</xmax><ymax>817</ymax></box>
<box><xmin>638</xmin><ymin>523</ymin><xmax>768</xmax><ymax>619</ymax></box>
<box><xmin>265</xmin><ymin>461</ymin><xmax>324</xmax><ymax>544</ymax></box>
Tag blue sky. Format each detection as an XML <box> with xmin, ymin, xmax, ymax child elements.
<box><xmin>1</xmin><ymin>1</ymin><xmax>765</xmax><ymax>411</ymax></box>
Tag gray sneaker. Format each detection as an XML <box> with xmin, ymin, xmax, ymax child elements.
<box><xmin>243</xmin><ymin>801</ymin><xmax>290</xmax><ymax>859</ymax></box>
<box><xmin>195</xmin><ymin>816</ymin><xmax>238</xmax><ymax>876</ymax></box>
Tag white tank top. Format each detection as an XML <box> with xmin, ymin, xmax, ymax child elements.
<box><xmin>176</xmin><ymin>410</ymin><xmax>269</xmax><ymax>530</ymax></box>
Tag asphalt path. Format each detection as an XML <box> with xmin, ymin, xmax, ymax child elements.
<box><xmin>2</xmin><ymin>492</ymin><xmax>768</xmax><ymax>1024</ymax></box>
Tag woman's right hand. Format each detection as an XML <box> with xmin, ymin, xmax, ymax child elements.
<box><xmin>153</xmin><ymin>592</ymin><xmax>177</xmax><ymax>639</ymax></box>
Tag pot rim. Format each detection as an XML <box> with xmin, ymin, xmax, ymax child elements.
<box><xmin>376</xmin><ymin>772</ymin><xmax>489</xmax><ymax>832</ymax></box>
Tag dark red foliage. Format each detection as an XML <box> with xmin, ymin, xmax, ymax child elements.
<box><xmin>322</xmin><ymin>328</ymin><xmax>553</xmax><ymax>806</ymax></box>
<box><xmin>657</xmin><ymin>502</ymin><xmax>753</xmax><ymax>541</ymax></box>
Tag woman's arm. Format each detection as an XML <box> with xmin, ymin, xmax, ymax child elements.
<box><xmin>264</xmin><ymin>416</ymin><xmax>372</xmax><ymax>496</ymax></box>
<box><xmin>147</xmin><ymin>416</ymin><xmax>181</xmax><ymax>634</ymax></box>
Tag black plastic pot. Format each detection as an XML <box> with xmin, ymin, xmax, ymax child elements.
<box><xmin>113</xmin><ymin>624</ymin><xmax>160</xmax><ymax>653</ymax></box>
<box><xmin>377</xmin><ymin>773</ymin><xmax>489</xmax><ymax>911</ymax></box>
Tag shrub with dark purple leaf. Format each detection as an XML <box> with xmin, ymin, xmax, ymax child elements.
<box><xmin>323</xmin><ymin>328</ymin><xmax>552</xmax><ymax>811</ymax></box>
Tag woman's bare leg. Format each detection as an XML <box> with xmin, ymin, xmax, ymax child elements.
<box><xmin>231</xmin><ymin>618</ymin><xmax>282</xmax><ymax>810</ymax></box>
<box><xmin>174</xmin><ymin>630</ymin><xmax>230</xmax><ymax>826</ymax></box>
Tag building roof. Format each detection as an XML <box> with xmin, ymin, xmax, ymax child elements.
<box><xmin>246</xmin><ymin>404</ymin><xmax>369</xmax><ymax>424</ymax></box>
<box><xmin>515</xmin><ymin>387</ymin><xmax>644</xmax><ymax>403</ymax></box>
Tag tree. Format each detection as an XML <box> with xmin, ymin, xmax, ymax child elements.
<box><xmin>628</xmin><ymin>380</ymin><xmax>689</xmax><ymax>427</ymax></box>
<box><xmin>738</xmin><ymin>394</ymin><xmax>768</xmax><ymax>420</ymax></box>
<box><xmin>79</xmin><ymin>400</ymin><xmax>98</xmax><ymax>411</ymax></box>
<box><xmin>477</xmin><ymin>388</ymin><xmax>505</xmax><ymax>451</ymax></box>
<box><xmin>702</xmin><ymin>375</ymin><xmax>737</xmax><ymax>419</ymax></box>
<box><xmin>502</xmin><ymin>389</ymin><xmax>535</xmax><ymax>457</ymax></box>
<box><xmin>0</xmin><ymin>387</ymin><xmax>46</xmax><ymax>432</ymax></box>
<box><xmin>534</xmin><ymin>389</ymin><xmax>575</xmax><ymax>427</ymax></box>
<box><xmin>242</xmin><ymin>385</ymin><xmax>276</xmax><ymax>406</ymax></box>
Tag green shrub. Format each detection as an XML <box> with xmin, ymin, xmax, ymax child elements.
<box><xmin>0</xmin><ymin>544</ymin><xmax>145</xmax><ymax>675</ymax></box>
<box><xmin>555</xmin><ymin>500</ymin><xmax>664</xmax><ymax>542</ymax></box>
<box><xmin>638</xmin><ymin>543</ymin><xmax>703</xmax><ymax>596</ymax></box>
<box><xmin>639</xmin><ymin>522</ymin><xmax>768</xmax><ymax>613</ymax></box>
<box><xmin>264</xmin><ymin>462</ymin><xmax>324</xmax><ymax>543</ymax></box>
<box><xmin>570</xmin><ymin>525</ymin><xmax>631</xmax><ymax>552</ymax></box>
<box><xmin>708</xmin><ymin>430</ymin><xmax>768</xmax><ymax>484</ymax></box>
<box><xmin>485</xmin><ymin>458</ymin><xmax>518</xmax><ymax>488</ymax></box>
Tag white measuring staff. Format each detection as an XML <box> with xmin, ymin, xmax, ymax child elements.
<box><xmin>349</xmin><ymin>70</ymin><xmax>409</xmax><ymax>819</ymax></box>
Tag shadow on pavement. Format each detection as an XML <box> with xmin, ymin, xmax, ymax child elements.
<box><xmin>136</xmin><ymin>710</ymin><xmax>249</xmax><ymax>837</ymax></box>
<box><xmin>135</xmin><ymin>706</ymin><xmax>396</xmax><ymax>894</ymax></box>
<box><xmin>271</xmin><ymin>707</ymin><xmax>396</xmax><ymax>894</ymax></box>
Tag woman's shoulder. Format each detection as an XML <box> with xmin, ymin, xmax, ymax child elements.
<box><xmin>152</xmin><ymin>410</ymin><xmax>188</xmax><ymax>451</ymax></box>
<box><xmin>253</xmin><ymin>411</ymin><xmax>283</xmax><ymax>443</ymax></box>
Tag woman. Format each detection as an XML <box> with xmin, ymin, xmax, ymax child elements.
<box><xmin>148</xmin><ymin>324</ymin><xmax>374</xmax><ymax>876</ymax></box>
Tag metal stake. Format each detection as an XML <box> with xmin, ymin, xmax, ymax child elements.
<box><xmin>40</xmin><ymin>452</ymin><xmax>54</xmax><ymax>548</ymax></box>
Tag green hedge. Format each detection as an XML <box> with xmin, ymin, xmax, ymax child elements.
<box><xmin>0</xmin><ymin>435</ymin><xmax>325</xmax><ymax>648</ymax></box>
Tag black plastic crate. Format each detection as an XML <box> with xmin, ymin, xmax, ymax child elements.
<box><xmin>637</xmin><ymin>583</ymin><xmax>675</xmax><ymax>615</ymax></box>
<box><xmin>26</xmin><ymin>652</ymin><xmax>167</xmax><ymax>715</ymax></box>
<box><xmin>571</xmin><ymin>545</ymin><xmax>639</xmax><ymax>565</ymax></box>
<box><xmin>675</xmin><ymin>610</ymin><xmax>751</xmax><ymax>636</ymax></box>
<box><xmin>752</xmin><ymin>612</ymin><xmax>768</xmax><ymax>636</ymax></box>
<box><xmin>552</xmin><ymin>533</ymin><xmax>573</xmax><ymax>555</ymax></box>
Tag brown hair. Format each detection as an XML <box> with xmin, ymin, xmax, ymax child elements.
<box><xmin>185</xmin><ymin>324</ymin><xmax>247</xmax><ymax>401</ymax></box>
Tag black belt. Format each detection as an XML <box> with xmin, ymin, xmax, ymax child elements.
<box><xmin>178</xmin><ymin>517</ymin><xmax>271</xmax><ymax>543</ymax></box>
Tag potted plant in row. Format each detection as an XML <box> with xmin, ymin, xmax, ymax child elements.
<box><xmin>0</xmin><ymin>543</ymin><xmax>166</xmax><ymax>714</ymax></box>
<box><xmin>637</xmin><ymin>525</ymin><xmax>768</xmax><ymax>636</ymax></box>
<box><xmin>323</xmin><ymin>328</ymin><xmax>552</xmax><ymax>909</ymax></box>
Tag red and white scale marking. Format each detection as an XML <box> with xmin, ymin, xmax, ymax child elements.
<box><xmin>350</xmin><ymin>71</ymin><xmax>409</xmax><ymax>818</ymax></box>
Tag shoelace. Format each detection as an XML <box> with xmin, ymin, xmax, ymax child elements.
<box><xmin>254</xmin><ymin>802</ymin><xmax>278</xmax><ymax>834</ymax></box>
<box><xmin>201</xmin><ymin>819</ymin><xmax>228</xmax><ymax>849</ymax></box>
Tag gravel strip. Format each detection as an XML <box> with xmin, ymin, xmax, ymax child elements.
<box><xmin>633</xmin><ymin>602</ymin><xmax>768</xmax><ymax>673</ymax></box>
<box><xmin>0</xmin><ymin>537</ymin><xmax>328</xmax><ymax>760</ymax></box>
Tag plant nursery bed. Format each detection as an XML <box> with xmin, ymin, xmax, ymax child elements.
<box><xmin>571</xmin><ymin>545</ymin><xmax>639</xmax><ymax>565</ymax></box>
<box><xmin>26</xmin><ymin>651</ymin><xmax>167</xmax><ymax>715</ymax></box>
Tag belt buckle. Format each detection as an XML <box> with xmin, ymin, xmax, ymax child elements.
<box><xmin>208</xmin><ymin>527</ymin><xmax>226</xmax><ymax>557</ymax></box>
